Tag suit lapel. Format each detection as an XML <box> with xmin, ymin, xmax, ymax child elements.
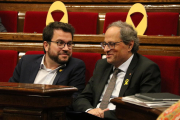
<box><xmin>52</xmin><ymin>70</ymin><xmax>62</xmax><ymax>85</ymax></box>
<box><xmin>28</xmin><ymin>56</ymin><xmax>42</xmax><ymax>83</ymax></box>
<box><xmin>53</xmin><ymin>64</ymin><xmax>66</xmax><ymax>85</ymax></box>
<box><xmin>119</xmin><ymin>54</ymin><xmax>138</xmax><ymax>97</ymax></box>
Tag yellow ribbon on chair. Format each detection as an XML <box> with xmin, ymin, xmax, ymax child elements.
<box><xmin>126</xmin><ymin>3</ymin><xmax>147</xmax><ymax>35</ymax></box>
<box><xmin>46</xmin><ymin>1</ymin><xmax>68</xmax><ymax>26</ymax></box>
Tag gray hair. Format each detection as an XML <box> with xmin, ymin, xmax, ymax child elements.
<box><xmin>107</xmin><ymin>20</ymin><xmax>139</xmax><ymax>53</ymax></box>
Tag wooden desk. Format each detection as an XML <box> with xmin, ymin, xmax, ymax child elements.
<box><xmin>111</xmin><ymin>97</ymin><xmax>167</xmax><ymax>120</ymax></box>
<box><xmin>0</xmin><ymin>82</ymin><xmax>77</xmax><ymax>120</ymax></box>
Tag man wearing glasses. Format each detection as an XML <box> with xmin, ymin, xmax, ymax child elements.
<box><xmin>9</xmin><ymin>22</ymin><xmax>86</xmax><ymax>98</ymax></box>
<box><xmin>72</xmin><ymin>21</ymin><xmax>161</xmax><ymax>120</ymax></box>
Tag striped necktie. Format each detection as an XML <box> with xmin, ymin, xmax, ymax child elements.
<box><xmin>99</xmin><ymin>68</ymin><xmax>121</xmax><ymax>109</ymax></box>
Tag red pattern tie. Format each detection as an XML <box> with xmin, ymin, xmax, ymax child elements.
<box><xmin>99</xmin><ymin>68</ymin><xmax>121</xmax><ymax>109</ymax></box>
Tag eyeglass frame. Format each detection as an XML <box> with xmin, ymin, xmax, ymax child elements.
<box><xmin>100</xmin><ymin>41</ymin><xmax>123</xmax><ymax>50</ymax></box>
<box><xmin>48</xmin><ymin>40</ymin><xmax>75</xmax><ymax>50</ymax></box>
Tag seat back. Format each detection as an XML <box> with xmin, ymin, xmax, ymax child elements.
<box><xmin>72</xmin><ymin>52</ymin><xmax>101</xmax><ymax>84</ymax></box>
<box><xmin>25</xmin><ymin>51</ymin><xmax>102</xmax><ymax>84</ymax></box>
<box><xmin>144</xmin><ymin>55</ymin><xmax>180</xmax><ymax>95</ymax></box>
<box><xmin>103</xmin><ymin>12</ymin><xmax>127</xmax><ymax>33</ymax></box>
<box><xmin>23</xmin><ymin>11</ymin><xmax>47</xmax><ymax>33</ymax></box>
<box><xmin>144</xmin><ymin>12</ymin><xmax>179</xmax><ymax>35</ymax></box>
<box><xmin>25</xmin><ymin>51</ymin><xmax>44</xmax><ymax>55</ymax></box>
<box><xmin>23</xmin><ymin>11</ymin><xmax>98</xmax><ymax>34</ymax></box>
<box><xmin>103</xmin><ymin>12</ymin><xmax>179</xmax><ymax>36</ymax></box>
<box><xmin>103</xmin><ymin>12</ymin><xmax>144</xmax><ymax>33</ymax></box>
<box><xmin>0</xmin><ymin>11</ymin><xmax>18</xmax><ymax>32</ymax></box>
<box><xmin>0</xmin><ymin>50</ymin><xmax>18</xmax><ymax>82</ymax></box>
<box><xmin>68</xmin><ymin>12</ymin><xmax>98</xmax><ymax>34</ymax></box>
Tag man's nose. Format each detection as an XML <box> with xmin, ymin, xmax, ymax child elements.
<box><xmin>62</xmin><ymin>44</ymin><xmax>69</xmax><ymax>50</ymax></box>
<box><xmin>104</xmin><ymin>45</ymin><xmax>110</xmax><ymax>52</ymax></box>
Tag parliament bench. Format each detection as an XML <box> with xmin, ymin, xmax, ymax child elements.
<box><xmin>0</xmin><ymin>50</ymin><xmax>18</xmax><ymax>82</ymax></box>
<box><xmin>0</xmin><ymin>33</ymin><xmax>180</xmax><ymax>56</ymax></box>
<box><xmin>23</xmin><ymin>11</ymin><xmax>98</xmax><ymax>34</ymax></box>
<box><xmin>0</xmin><ymin>11</ymin><xmax>18</xmax><ymax>32</ymax></box>
<box><xmin>0</xmin><ymin>0</ymin><xmax>180</xmax><ymax>35</ymax></box>
<box><xmin>144</xmin><ymin>55</ymin><xmax>180</xmax><ymax>95</ymax></box>
<box><xmin>1</xmin><ymin>49</ymin><xmax>180</xmax><ymax>96</ymax></box>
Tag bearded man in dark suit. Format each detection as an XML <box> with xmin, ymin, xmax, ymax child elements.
<box><xmin>9</xmin><ymin>22</ymin><xmax>86</xmax><ymax>98</ymax></box>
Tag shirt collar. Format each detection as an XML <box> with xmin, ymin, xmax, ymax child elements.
<box><xmin>115</xmin><ymin>54</ymin><xmax>134</xmax><ymax>73</ymax></box>
<box><xmin>40</xmin><ymin>55</ymin><xmax>66</xmax><ymax>71</ymax></box>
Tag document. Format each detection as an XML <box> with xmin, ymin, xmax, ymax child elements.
<box><xmin>122</xmin><ymin>95</ymin><xmax>177</xmax><ymax>108</ymax></box>
<box><xmin>135</xmin><ymin>93</ymin><xmax>180</xmax><ymax>101</ymax></box>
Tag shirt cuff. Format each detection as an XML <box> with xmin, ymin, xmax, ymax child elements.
<box><xmin>85</xmin><ymin>108</ymin><xmax>93</xmax><ymax>112</ymax></box>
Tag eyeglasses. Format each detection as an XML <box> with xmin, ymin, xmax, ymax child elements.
<box><xmin>50</xmin><ymin>40</ymin><xmax>75</xmax><ymax>50</ymax></box>
<box><xmin>100</xmin><ymin>41</ymin><xmax>123</xmax><ymax>50</ymax></box>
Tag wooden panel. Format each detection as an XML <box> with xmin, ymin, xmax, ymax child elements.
<box><xmin>138</xmin><ymin>46</ymin><xmax>180</xmax><ymax>56</ymax></box>
<box><xmin>111</xmin><ymin>97</ymin><xmax>165</xmax><ymax>120</ymax></box>
<box><xmin>1</xmin><ymin>33</ymin><xmax>180</xmax><ymax>44</ymax></box>
<box><xmin>0</xmin><ymin>82</ymin><xmax>77</xmax><ymax>120</ymax></box>
<box><xmin>0</xmin><ymin>0</ymin><xmax>180</xmax><ymax>3</ymax></box>
<box><xmin>0</xmin><ymin>82</ymin><xmax>77</xmax><ymax>96</ymax></box>
<box><xmin>0</xmin><ymin>33</ymin><xmax>180</xmax><ymax>56</ymax></box>
<box><xmin>0</xmin><ymin>3</ymin><xmax>180</xmax><ymax>13</ymax></box>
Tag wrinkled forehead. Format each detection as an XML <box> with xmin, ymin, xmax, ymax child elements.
<box><xmin>104</xmin><ymin>27</ymin><xmax>122</xmax><ymax>42</ymax></box>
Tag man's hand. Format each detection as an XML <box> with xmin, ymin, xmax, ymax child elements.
<box><xmin>87</xmin><ymin>108</ymin><xmax>109</xmax><ymax>118</ymax></box>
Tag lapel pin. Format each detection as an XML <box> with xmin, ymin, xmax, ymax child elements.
<box><xmin>124</xmin><ymin>79</ymin><xmax>129</xmax><ymax>85</ymax></box>
<box><xmin>59</xmin><ymin>69</ymin><xmax>63</xmax><ymax>72</ymax></box>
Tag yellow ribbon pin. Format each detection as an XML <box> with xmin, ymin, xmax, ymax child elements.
<box><xmin>124</xmin><ymin>79</ymin><xmax>129</xmax><ymax>85</ymax></box>
<box><xmin>59</xmin><ymin>69</ymin><xmax>63</xmax><ymax>72</ymax></box>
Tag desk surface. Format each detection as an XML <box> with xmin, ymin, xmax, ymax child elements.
<box><xmin>111</xmin><ymin>97</ymin><xmax>167</xmax><ymax>120</ymax></box>
<box><xmin>0</xmin><ymin>82</ymin><xmax>77</xmax><ymax>96</ymax></box>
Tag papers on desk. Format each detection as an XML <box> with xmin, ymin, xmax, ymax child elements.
<box><xmin>135</xmin><ymin>93</ymin><xmax>180</xmax><ymax>101</ymax></box>
<box><xmin>122</xmin><ymin>93</ymin><xmax>180</xmax><ymax>108</ymax></box>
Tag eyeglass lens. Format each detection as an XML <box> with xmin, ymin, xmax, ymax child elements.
<box><xmin>57</xmin><ymin>41</ymin><xmax>74</xmax><ymax>48</ymax></box>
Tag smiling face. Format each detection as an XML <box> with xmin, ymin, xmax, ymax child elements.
<box><xmin>104</xmin><ymin>26</ymin><xmax>134</xmax><ymax>68</ymax></box>
<box><xmin>44</xmin><ymin>29</ymin><xmax>72</xmax><ymax>65</ymax></box>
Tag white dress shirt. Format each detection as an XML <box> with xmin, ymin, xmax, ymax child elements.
<box><xmin>34</xmin><ymin>55</ymin><xmax>64</xmax><ymax>85</ymax></box>
<box><xmin>96</xmin><ymin>54</ymin><xmax>134</xmax><ymax>110</ymax></box>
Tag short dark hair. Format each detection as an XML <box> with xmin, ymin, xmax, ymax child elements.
<box><xmin>43</xmin><ymin>21</ymin><xmax>75</xmax><ymax>42</ymax></box>
<box><xmin>108</xmin><ymin>20</ymin><xmax>139</xmax><ymax>53</ymax></box>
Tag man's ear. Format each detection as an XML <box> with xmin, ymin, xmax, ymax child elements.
<box><xmin>43</xmin><ymin>41</ymin><xmax>49</xmax><ymax>52</ymax></box>
<box><xmin>128</xmin><ymin>41</ymin><xmax>134</xmax><ymax>51</ymax></box>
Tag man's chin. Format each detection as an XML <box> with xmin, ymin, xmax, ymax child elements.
<box><xmin>58</xmin><ymin>56</ymin><xmax>71</xmax><ymax>64</ymax></box>
<box><xmin>106</xmin><ymin>58</ymin><xmax>113</xmax><ymax>64</ymax></box>
<box><xmin>57</xmin><ymin>60</ymin><xmax>67</xmax><ymax>65</ymax></box>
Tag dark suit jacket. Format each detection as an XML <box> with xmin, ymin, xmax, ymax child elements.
<box><xmin>73</xmin><ymin>53</ymin><xmax>161</xmax><ymax>120</ymax></box>
<box><xmin>9</xmin><ymin>54</ymin><xmax>86</xmax><ymax>98</ymax></box>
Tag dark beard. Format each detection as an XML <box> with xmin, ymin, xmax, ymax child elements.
<box><xmin>48</xmin><ymin>51</ymin><xmax>71</xmax><ymax>65</ymax></box>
